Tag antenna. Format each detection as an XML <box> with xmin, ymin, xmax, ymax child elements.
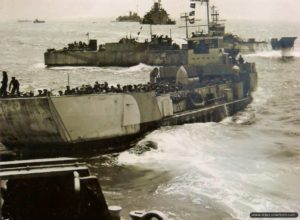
<box><xmin>206</xmin><ymin>0</ymin><xmax>210</xmax><ymax>28</ymax></box>
<box><xmin>158</xmin><ymin>0</ymin><xmax>161</xmax><ymax>7</ymax></box>
<box><xmin>150</xmin><ymin>24</ymin><xmax>153</xmax><ymax>36</ymax></box>
<box><xmin>180</xmin><ymin>13</ymin><xmax>189</xmax><ymax>39</ymax></box>
<box><xmin>67</xmin><ymin>73</ymin><xmax>70</xmax><ymax>87</ymax></box>
<box><xmin>179</xmin><ymin>13</ymin><xmax>202</xmax><ymax>39</ymax></box>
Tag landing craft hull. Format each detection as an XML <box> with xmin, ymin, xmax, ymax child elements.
<box><xmin>0</xmin><ymin>93</ymin><xmax>252</xmax><ymax>157</ymax></box>
<box><xmin>44</xmin><ymin>43</ymin><xmax>267</xmax><ymax>67</ymax></box>
<box><xmin>44</xmin><ymin>50</ymin><xmax>184</xmax><ymax>67</ymax></box>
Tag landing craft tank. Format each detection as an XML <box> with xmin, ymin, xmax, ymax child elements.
<box><xmin>141</xmin><ymin>0</ymin><xmax>176</xmax><ymax>25</ymax></box>
<box><xmin>44</xmin><ymin>0</ymin><xmax>269</xmax><ymax>68</ymax></box>
<box><xmin>271</xmin><ymin>37</ymin><xmax>297</xmax><ymax>58</ymax></box>
<box><xmin>187</xmin><ymin>3</ymin><xmax>268</xmax><ymax>54</ymax></box>
<box><xmin>1</xmin><ymin>34</ymin><xmax>257</xmax><ymax>157</ymax></box>
<box><xmin>33</xmin><ymin>19</ymin><xmax>45</xmax><ymax>23</ymax></box>
<box><xmin>44</xmin><ymin>35</ymin><xmax>181</xmax><ymax>67</ymax></box>
<box><xmin>116</xmin><ymin>11</ymin><xmax>141</xmax><ymax>22</ymax></box>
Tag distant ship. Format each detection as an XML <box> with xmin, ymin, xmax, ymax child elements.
<box><xmin>271</xmin><ymin>37</ymin><xmax>297</xmax><ymax>58</ymax></box>
<box><xmin>116</xmin><ymin>11</ymin><xmax>141</xmax><ymax>22</ymax></box>
<box><xmin>17</xmin><ymin>19</ymin><xmax>31</xmax><ymax>23</ymax></box>
<box><xmin>141</xmin><ymin>0</ymin><xmax>176</xmax><ymax>25</ymax></box>
<box><xmin>44</xmin><ymin>0</ymin><xmax>271</xmax><ymax>68</ymax></box>
<box><xmin>33</xmin><ymin>19</ymin><xmax>45</xmax><ymax>23</ymax></box>
<box><xmin>185</xmin><ymin>3</ymin><xmax>268</xmax><ymax>54</ymax></box>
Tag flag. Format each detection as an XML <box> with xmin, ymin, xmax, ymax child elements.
<box><xmin>189</xmin><ymin>11</ymin><xmax>195</xmax><ymax>16</ymax></box>
<box><xmin>190</xmin><ymin>3</ymin><xmax>196</xmax><ymax>8</ymax></box>
<box><xmin>189</xmin><ymin>18</ymin><xmax>195</xmax><ymax>24</ymax></box>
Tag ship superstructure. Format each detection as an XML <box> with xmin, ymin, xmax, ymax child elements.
<box><xmin>183</xmin><ymin>0</ymin><xmax>268</xmax><ymax>53</ymax></box>
<box><xmin>116</xmin><ymin>11</ymin><xmax>141</xmax><ymax>22</ymax></box>
<box><xmin>141</xmin><ymin>0</ymin><xmax>176</xmax><ymax>25</ymax></box>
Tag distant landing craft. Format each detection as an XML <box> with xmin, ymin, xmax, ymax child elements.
<box><xmin>116</xmin><ymin>11</ymin><xmax>141</xmax><ymax>22</ymax></box>
<box><xmin>33</xmin><ymin>19</ymin><xmax>45</xmax><ymax>23</ymax></box>
<box><xmin>271</xmin><ymin>37</ymin><xmax>297</xmax><ymax>58</ymax></box>
<box><xmin>18</xmin><ymin>19</ymin><xmax>31</xmax><ymax>23</ymax></box>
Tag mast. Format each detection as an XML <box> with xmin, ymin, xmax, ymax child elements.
<box><xmin>158</xmin><ymin>0</ymin><xmax>161</xmax><ymax>8</ymax></box>
<box><xmin>206</xmin><ymin>0</ymin><xmax>210</xmax><ymax>27</ymax></box>
<box><xmin>180</xmin><ymin>13</ymin><xmax>189</xmax><ymax>39</ymax></box>
<box><xmin>211</xmin><ymin>5</ymin><xmax>219</xmax><ymax>23</ymax></box>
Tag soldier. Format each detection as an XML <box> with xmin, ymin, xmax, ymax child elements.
<box><xmin>36</xmin><ymin>90</ymin><xmax>43</xmax><ymax>96</ymax></box>
<box><xmin>42</xmin><ymin>89</ymin><xmax>48</xmax><ymax>96</ymax></box>
<box><xmin>116</xmin><ymin>84</ymin><xmax>122</xmax><ymax>93</ymax></box>
<box><xmin>9</xmin><ymin>77</ymin><xmax>20</xmax><ymax>96</ymax></box>
<box><xmin>0</xmin><ymin>71</ymin><xmax>8</xmax><ymax>97</ymax></box>
<box><xmin>64</xmin><ymin>86</ymin><xmax>71</xmax><ymax>95</ymax></box>
<box><xmin>238</xmin><ymin>55</ymin><xmax>244</xmax><ymax>64</ymax></box>
<box><xmin>150</xmin><ymin>67</ymin><xmax>159</xmax><ymax>84</ymax></box>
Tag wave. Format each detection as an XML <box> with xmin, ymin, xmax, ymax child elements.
<box><xmin>32</xmin><ymin>63</ymin><xmax>46</xmax><ymax>69</ymax></box>
<box><xmin>118</xmin><ymin>122</ymin><xmax>300</xmax><ymax>219</ymax></box>
<box><xmin>48</xmin><ymin>66</ymin><xmax>104</xmax><ymax>71</ymax></box>
<box><xmin>245</xmin><ymin>50</ymin><xmax>300</xmax><ymax>58</ymax></box>
<box><xmin>47</xmin><ymin>63</ymin><xmax>153</xmax><ymax>71</ymax></box>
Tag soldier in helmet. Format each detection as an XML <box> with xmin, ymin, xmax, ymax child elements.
<box><xmin>0</xmin><ymin>71</ymin><xmax>8</xmax><ymax>97</ymax></box>
<box><xmin>9</xmin><ymin>77</ymin><xmax>20</xmax><ymax>96</ymax></box>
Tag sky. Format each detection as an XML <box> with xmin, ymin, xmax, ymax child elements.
<box><xmin>0</xmin><ymin>0</ymin><xmax>300</xmax><ymax>22</ymax></box>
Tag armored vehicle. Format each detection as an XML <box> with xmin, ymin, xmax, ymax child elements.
<box><xmin>141</xmin><ymin>0</ymin><xmax>176</xmax><ymax>25</ymax></box>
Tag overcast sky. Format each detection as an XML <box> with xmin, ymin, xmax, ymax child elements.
<box><xmin>0</xmin><ymin>0</ymin><xmax>299</xmax><ymax>22</ymax></box>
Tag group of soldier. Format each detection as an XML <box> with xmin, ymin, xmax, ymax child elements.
<box><xmin>0</xmin><ymin>71</ymin><xmax>184</xmax><ymax>98</ymax></box>
<box><xmin>66</xmin><ymin>41</ymin><xmax>88</xmax><ymax>50</ymax></box>
<box><xmin>0</xmin><ymin>71</ymin><xmax>20</xmax><ymax>97</ymax></box>
<box><xmin>60</xmin><ymin>81</ymin><xmax>183</xmax><ymax>96</ymax></box>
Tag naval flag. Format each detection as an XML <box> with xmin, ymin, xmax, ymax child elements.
<box><xmin>189</xmin><ymin>11</ymin><xmax>195</xmax><ymax>16</ymax></box>
<box><xmin>189</xmin><ymin>18</ymin><xmax>195</xmax><ymax>24</ymax></box>
<box><xmin>190</xmin><ymin>3</ymin><xmax>196</xmax><ymax>8</ymax></box>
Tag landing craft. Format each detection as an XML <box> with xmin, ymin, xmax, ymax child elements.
<box><xmin>0</xmin><ymin>33</ymin><xmax>257</xmax><ymax>157</ymax></box>
<box><xmin>271</xmin><ymin>37</ymin><xmax>297</xmax><ymax>58</ymax></box>
<box><xmin>44</xmin><ymin>0</ymin><xmax>268</xmax><ymax>68</ymax></box>
<box><xmin>33</xmin><ymin>19</ymin><xmax>45</xmax><ymax>23</ymax></box>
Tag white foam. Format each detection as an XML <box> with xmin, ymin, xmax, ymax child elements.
<box><xmin>118</xmin><ymin>122</ymin><xmax>300</xmax><ymax>219</ymax></box>
<box><xmin>48</xmin><ymin>66</ymin><xmax>104</xmax><ymax>71</ymax></box>
<box><xmin>245</xmin><ymin>50</ymin><xmax>300</xmax><ymax>58</ymax></box>
<box><xmin>32</xmin><ymin>63</ymin><xmax>46</xmax><ymax>69</ymax></box>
